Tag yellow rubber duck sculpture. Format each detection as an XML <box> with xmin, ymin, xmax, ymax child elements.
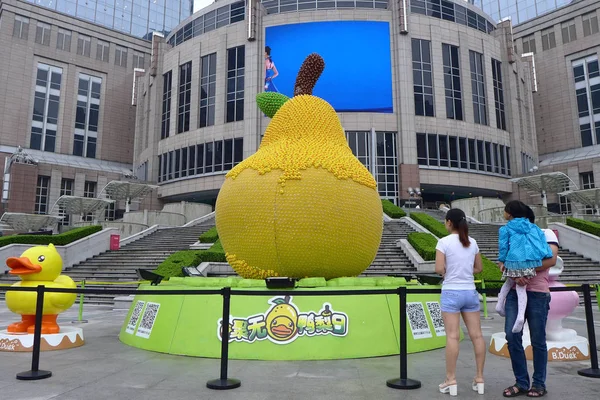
<box><xmin>5</xmin><ymin>244</ymin><xmax>76</xmax><ymax>334</ymax></box>
<box><xmin>216</xmin><ymin>54</ymin><xmax>383</xmax><ymax>280</ymax></box>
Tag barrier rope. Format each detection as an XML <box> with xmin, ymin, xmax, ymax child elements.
<box><xmin>3</xmin><ymin>283</ymin><xmax>599</xmax><ymax>386</ymax></box>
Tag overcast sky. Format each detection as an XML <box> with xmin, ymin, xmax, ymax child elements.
<box><xmin>194</xmin><ymin>0</ymin><xmax>215</xmax><ymax>12</ymax></box>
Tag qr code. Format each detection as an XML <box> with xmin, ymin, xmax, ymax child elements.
<box><xmin>136</xmin><ymin>302</ymin><xmax>160</xmax><ymax>339</ymax></box>
<box><xmin>427</xmin><ymin>302</ymin><xmax>446</xmax><ymax>336</ymax></box>
<box><xmin>406</xmin><ymin>302</ymin><xmax>432</xmax><ymax>339</ymax></box>
<box><xmin>125</xmin><ymin>301</ymin><xmax>145</xmax><ymax>334</ymax></box>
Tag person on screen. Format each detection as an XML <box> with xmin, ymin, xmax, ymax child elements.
<box><xmin>265</xmin><ymin>46</ymin><xmax>279</xmax><ymax>93</ymax></box>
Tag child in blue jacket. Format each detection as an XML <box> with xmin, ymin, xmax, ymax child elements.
<box><xmin>496</xmin><ymin>201</ymin><xmax>553</xmax><ymax>333</ymax></box>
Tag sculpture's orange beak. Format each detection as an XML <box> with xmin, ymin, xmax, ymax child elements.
<box><xmin>6</xmin><ymin>257</ymin><xmax>42</xmax><ymax>275</ymax></box>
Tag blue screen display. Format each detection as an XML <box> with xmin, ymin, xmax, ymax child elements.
<box><xmin>265</xmin><ymin>21</ymin><xmax>393</xmax><ymax>113</ymax></box>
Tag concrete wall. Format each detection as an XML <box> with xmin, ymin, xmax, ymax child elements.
<box><xmin>0</xmin><ymin>227</ymin><xmax>118</xmax><ymax>274</ymax></box>
<box><xmin>548</xmin><ymin>222</ymin><xmax>600</xmax><ymax>262</ymax></box>
<box><xmin>452</xmin><ymin>197</ymin><xmax>505</xmax><ymax>220</ymax></box>
<box><xmin>162</xmin><ymin>202</ymin><xmax>212</xmax><ymax>221</ymax></box>
<box><xmin>123</xmin><ymin>210</ymin><xmax>185</xmax><ymax>227</ymax></box>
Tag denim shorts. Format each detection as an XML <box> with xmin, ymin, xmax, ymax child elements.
<box><xmin>440</xmin><ymin>289</ymin><xmax>480</xmax><ymax>313</ymax></box>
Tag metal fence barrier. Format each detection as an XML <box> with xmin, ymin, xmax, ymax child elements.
<box><xmin>1</xmin><ymin>284</ymin><xmax>599</xmax><ymax>389</ymax></box>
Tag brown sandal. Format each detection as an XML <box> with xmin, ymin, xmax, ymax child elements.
<box><xmin>503</xmin><ymin>385</ymin><xmax>526</xmax><ymax>397</ymax></box>
<box><xmin>527</xmin><ymin>387</ymin><xmax>547</xmax><ymax>397</ymax></box>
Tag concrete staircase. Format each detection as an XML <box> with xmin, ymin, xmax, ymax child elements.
<box><xmin>468</xmin><ymin>224</ymin><xmax>600</xmax><ymax>301</ymax></box>
<box><xmin>362</xmin><ymin>220</ymin><xmax>417</xmax><ymax>277</ymax></box>
<box><xmin>0</xmin><ymin>219</ymin><xmax>215</xmax><ymax>305</ymax></box>
<box><xmin>203</xmin><ymin>220</ymin><xmax>419</xmax><ymax>278</ymax></box>
<box><xmin>408</xmin><ymin>208</ymin><xmax>447</xmax><ymax>222</ymax></box>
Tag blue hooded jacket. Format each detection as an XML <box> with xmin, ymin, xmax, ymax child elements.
<box><xmin>498</xmin><ymin>218</ymin><xmax>553</xmax><ymax>271</ymax></box>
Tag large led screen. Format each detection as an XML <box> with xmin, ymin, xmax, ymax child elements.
<box><xmin>265</xmin><ymin>21</ymin><xmax>393</xmax><ymax>113</ymax></box>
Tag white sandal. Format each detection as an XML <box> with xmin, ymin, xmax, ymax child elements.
<box><xmin>439</xmin><ymin>381</ymin><xmax>458</xmax><ymax>396</ymax></box>
<box><xmin>472</xmin><ymin>380</ymin><xmax>485</xmax><ymax>395</ymax></box>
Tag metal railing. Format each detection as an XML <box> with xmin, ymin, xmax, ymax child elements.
<box><xmin>1</xmin><ymin>283</ymin><xmax>599</xmax><ymax>387</ymax></box>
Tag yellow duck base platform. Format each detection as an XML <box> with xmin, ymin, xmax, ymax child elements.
<box><xmin>489</xmin><ymin>331</ymin><xmax>589</xmax><ymax>362</ymax></box>
<box><xmin>0</xmin><ymin>327</ymin><xmax>84</xmax><ymax>352</ymax></box>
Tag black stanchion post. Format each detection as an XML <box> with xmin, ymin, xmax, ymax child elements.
<box><xmin>386</xmin><ymin>286</ymin><xmax>421</xmax><ymax>390</ymax></box>
<box><xmin>17</xmin><ymin>285</ymin><xmax>52</xmax><ymax>381</ymax></box>
<box><xmin>207</xmin><ymin>286</ymin><xmax>241</xmax><ymax>390</ymax></box>
<box><xmin>578</xmin><ymin>284</ymin><xmax>600</xmax><ymax>378</ymax></box>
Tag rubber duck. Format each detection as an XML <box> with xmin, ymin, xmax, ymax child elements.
<box><xmin>215</xmin><ymin>54</ymin><xmax>383</xmax><ymax>279</ymax></box>
<box><xmin>5</xmin><ymin>244</ymin><xmax>76</xmax><ymax>334</ymax></box>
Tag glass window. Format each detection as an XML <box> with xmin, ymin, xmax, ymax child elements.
<box><xmin>226</xmin><ymin>46</ymin><xmax>245</xmax><ymax>123</ymax></box>
<box><xmin>133</xmin><ymin>52</ymin><xmax>145</xmax><ymax>69</ymax></box>
<box><xmin>442</xmin><ymin>43</ymin><xmax>462</xmax><ymax>120</ymax></box>
<box><xmin>30</xmin><ymin>63</ymin><xmax>62</xmax><ymax>153</ymax></box>
<box><xmin>73</xmin><ymin>73</ymin><xmax>102</xmax><ymax>158</ymax></box>
<box><xmin>427</xmin><ymin>133</ymin><xmax>438</xmax><ymax>166</ymax></box>
<box><xmin>214</xmin><ymin>141</ymin><xmax>223</xmax><ymax>172</ymax></box>
<box><xmin>470</xmin><ymin>50</ymin><xmax>488</xmax><ymax>125</ymax></box>
<box><xmin>582</xmin><ymin>11</ymin><xmax>599</xmax><ymax>37</ymax></box>
<box><xmin>205</xmin><ymin>142</ymin><xmax>213</xmax><ymax>173</ymax></box>
<box><xmin>581</xmin><ymin>172</ymin><xmax>595</xmax><ymax>189</ymax></box>
<box><xmin>417</xmin><ymin>133</ymin><xmax>427</xmax><ymax>165</ymax></box>
<box><xmin>57</xmin><ymin>28</ymin><xmax>71</xmax><ymax>51</ymax></box>
<box><xmin>521</xmin><ymin>34</ymin><xmax>536</xmax><ymax>54</ymax></box>
<box><xmin>193</xmin><ymin>144</ymin><xmax>202</xmax><ymax>174</ymax></box>
<box><xmin>35</xmin><ymin>22</ymin><xmax>51</xmax><ymax>46</ymax></box>
<box><xmin>492</xmin><ymin>59</ymin><xmax>506</xmax><ymax>130</ymax></box>
<box><xmin>34</xmin><ymin>176</ymin><xmax>50</xmax><ymax>214</ymax></box>
<box><xmin>174</xmin><ymin>149</ymin><xmax>181</xmax><ymax>179</ymax></box>
<box><xmin>13</xmin><ymin>15</ymin><xmax>29</xmax><ymax>40</ymax></box>
<box><xmin>412</xmin><ymin>39</ymin><xmax>434</xmax><ymax>117</ymax></box>
<box><xmin>581</xmin><ymin>123</ymin><xmax>593</xmax><ymax>147</ymax></box>
<box><xmin>115</xmin><ymin>46</ymin><xmax>128</xmax><ymax>67</ymax></box>
<box><xmin>161</xmin><ymin>71</ymin><xmax>172</xmax><ymax>139</ymax></box>
<box><xmin>58</xmin><ymin>178</ymin><xmax>74</xmax><ymax>226</ymax></box>
<box><xmin>189</xmin><ymin>145</ymin><xmax>196</xmax><ymax>175</ymax></box>
<box><xmin>541</xmin><ymin>28</ymin><xmax>556</xmax><ymax>51</ymax></box>
<box><xmin>484</xmin><ymin>142</ymin><xmax>492</xmax><ymax>172</ymax></box>
<box><xmin>561</xmin><ymin>20</ymin><xmax>577</xmax><ymax>44</ymax></box>
<box><xmin>439</xmin><ymin>135</ymin><xmax>449</xmax><ymax>167</ymax></box>
<box><xmin>573</xmin><ymin>56</ymin><xmax>600</xmax><ymax>147</ymax></box>
<box><xmin>200</xmin><ymin>53</ymin><xmax>217</xmax><ymax>128</ymax></box>
<box><xmin>177</xmin><ymin>61</ymin><xmax>192</xmax><ymax>133</ymax></box>
<box><xmin>234</xmin><ymin>138</ymin><xmax>243</xmax><ymax>163</ymax></box>
<box><xmin>77</xmin><ymin>34</ymin><xmax>91</xmax><ymax>57</ymax></box>
<box><xmin>476</xmin><ymin>140</ymin><xmax>485</xmax><ymax>171</ymax></box>
<box><xmin>96</xmin><ymin>40</ymin><xmax>110</xmax><ymax>62</ymax></box>
<box><xmin>449</xmin><ymin>136</ymin><xmax>458</xmax><ymax>168</ymax></box>
<box><xmin>468</xmin><ymin>138</ymin><xmax>476</xmax><ymax>170</ymax></box>
<box><xmin>459</xmin><ymin>137</ymin><xmax>467</xmax><ymax>169</ymax></box>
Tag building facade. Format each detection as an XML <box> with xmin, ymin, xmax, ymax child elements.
<box><xmin>513</xmin><ymin>0</ymin><xmax>600</xmax><ymax>213</ymax></box>
<box><xmin>0</xmin><ymin>0</ymin><xmax>152</xmax><ymax>221</ymax></box>
<box><xmin>473</xmin><ymin>0</ymin><xmax>572</xmax><ymax>25</ymax></box>
<box><xmin>21</xmin><ymin>0</ymin><xmax>194</xmax><ymax>38</ymax></box>
<box><xmin>133</xmin><ymin>0</ymin><xmax>538</xmax><ymax>207</ymax></box>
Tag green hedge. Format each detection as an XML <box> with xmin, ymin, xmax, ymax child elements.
<box><xmin>0</xmin><ymin>225</ymin><xmax>102</xmax><ymax>248</ymax></box>
<box><xmin>476</xmin><ymin>257</ymin><xmax>503</xmax><ymax>288</ymax></box>
<box><xmin>407</xmin><ymin>232</ymin><xmax>438</xmax><ymax>261</ymax></box>
<box><xmin>566</xmin><ymin>217</ymin><xmax>600</xmax><ymax>237</ymax></box>
<box><xmin>154</xmin><ymin>239</ymin><xmax>226</xmax><ymax>278</ymax></box>
<box><xmin>382</xmin><ymin>199</ymin><xmax>407</xmax><ymax>218</ymax></box>
<box><xmin>406</xmin><ymin>229</ymin><xmax>503</xmax><ymax>288</ymax></box>
<box><xmin>410</xmin><ymin>212</ymin><xmax>449</xmax><ymax>238</ymax></box>
<box><xmin>199</xmin><ymin>226</ymin><xmax>219</xmax><ymax>243</ymax></box>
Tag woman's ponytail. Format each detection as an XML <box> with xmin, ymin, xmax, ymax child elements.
<box><xmin>457</xmin><ymin>218</ymin><xmax>470</xmax><ymax>248</ymax></box>
<box><xmin>445</xmin><ymin>208</ymin><xmax>470</xmax><ymax>248</ymax></box>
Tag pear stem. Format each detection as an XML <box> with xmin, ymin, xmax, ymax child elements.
<box><xmin>294</xmin><ymin>54</ymin><xmax>325</xmax><ymax>96</ymax></box>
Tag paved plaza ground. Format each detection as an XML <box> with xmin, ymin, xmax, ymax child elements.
<box><xmin>0</xmin><ymin>302</ymin><xmax>599</xmax><ymax>400</ymax></box>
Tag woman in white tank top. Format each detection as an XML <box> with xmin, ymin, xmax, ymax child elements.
<box><xmin>435</xmin><ymin>208</ymin><xmax>486</xmax><ymax>396</ymax></box>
